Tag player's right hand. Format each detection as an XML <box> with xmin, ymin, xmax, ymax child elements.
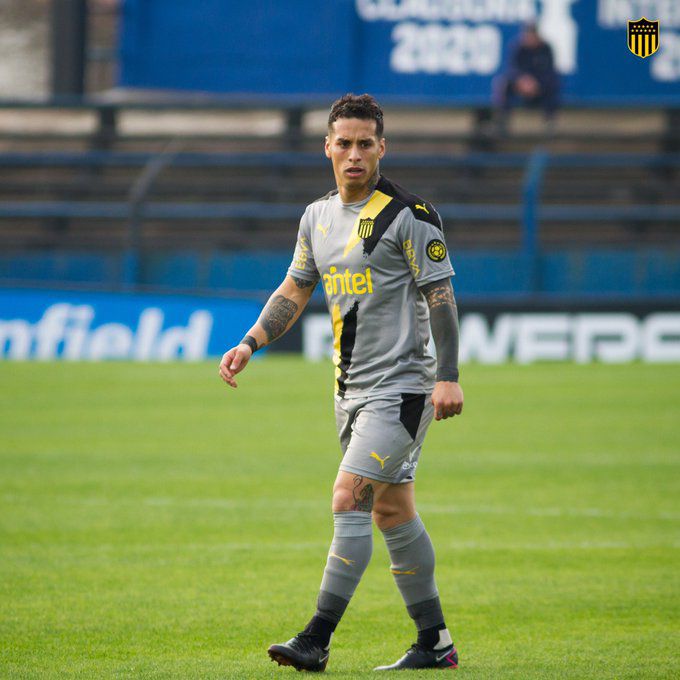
<box><xmin>218</xmin><ymin>344</ymin><xmax>253</xmax><ymax>388</ymax></box>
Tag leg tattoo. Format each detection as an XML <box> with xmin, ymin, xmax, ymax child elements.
<box><xmin>351</xmin><ymin>476</ymin><xmax>374</xmax><ymax>512</ymax></box>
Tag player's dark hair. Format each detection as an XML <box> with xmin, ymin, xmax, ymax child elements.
<box><xmin>328</xmin><ymin>93</ymin><xmax>384</xmax><ymax>138</ymax></box>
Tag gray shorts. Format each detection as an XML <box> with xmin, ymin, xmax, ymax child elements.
<box><xmin>335</xmin><ymin>392</ymin><xmax>434</xmax><ymax>484</ymax></box>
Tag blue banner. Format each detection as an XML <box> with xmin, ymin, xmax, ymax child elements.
<box><xmin>0</xmin><ymin>289</ymin><xmax>261</xmax><ymax>361</ymax></box>
<box><xmin>4</xmin><ymin>288</ymin><xmax>679</xmax><ymax>363</ymax></box>
<box><xmin>119</xmin><ymin>0</ymin><xmax>680</xmax><ymax>105</ymax></box>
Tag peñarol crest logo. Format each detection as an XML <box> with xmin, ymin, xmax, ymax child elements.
<box><xmin>627</xmin><ymin>18</ymin><xmax>659</xmax><ymax>59</ymax></box>
<box><xmin>358</xmin><ymin>218</ymin><xmax>374</xmax><ymax>239</ymax></box>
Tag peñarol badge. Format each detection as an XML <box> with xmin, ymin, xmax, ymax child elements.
<box><xmin>358</xmin><ymin>218</ymin><xmax>374</xmax><ymax>239</ymax></box>
<box><xmin>627</xmin><ymin>18</ymin><xmax>659</xmax><ymax>58</ymax></box>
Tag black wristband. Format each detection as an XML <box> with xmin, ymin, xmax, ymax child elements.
<box><xmin>436</xmin><ymin>368</ymin><xmax>459</xmax><ymax>383</ymax></box>
<box><xmin>240</xmin><ymin>335</ymin><xmax>259</xmax><ymax>354</ymax></box>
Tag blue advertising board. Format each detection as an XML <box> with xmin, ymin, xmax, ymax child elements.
<box><xmin>0</xmin><ymin>289</ymin><xmax>261</xmax><ymax>361</ymax></box>
<box><xmin>119</xmin><ymin>0</ymin><xmax>680</xmax><ymax>105</ymax></box>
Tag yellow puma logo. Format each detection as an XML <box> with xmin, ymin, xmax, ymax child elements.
<box><xmin>391</xmin><ymin>566</ymin><xmax>419</xmax><ymax>575</ymax></box>
<box><xmin>329</xmin><ymin>551</ymin><xmax>355</xmax><ymax>566</ymax></box>
<box><xmin>316</xmin><ymin>223</ymin><xmax>329</xmax><ymax>236</ymax></box>
<box><xmin>370</xmin><ymin>451</ymin><xmax>390</xmax><ymax>470</ymax></box>
<box><xmin>415</xmin><ymin>203</ymin><xmax>429</xmax><ymax>214</ymax></box>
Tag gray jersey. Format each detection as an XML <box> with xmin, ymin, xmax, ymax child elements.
<box><xmin>288</xmin><ymin>175</ymin><xmax>454</xmax><ymax>398</ymax></box>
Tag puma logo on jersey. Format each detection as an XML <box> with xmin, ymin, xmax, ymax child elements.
<box><xmin>316</xmin><ymin>223</ymin><xmax>329</xmax><ymax>237</ymax></box>
<box><xmin>329</xmin><ymin>551</ymin><xmax>355</xmax><ymax>566</ymax></box>
<box><xmin>415</xmin><ymin>203</ymin><xmax>430</xmax><ymax>214</ymax></box>
<box><xmin>323</xmin><ymin>266</ymin><xmax>374</xmax><ymax>296</ymax></box>
<box><xmin>370</xmin><ymin>451</ymin><xmax>390</xmax><ymax>470</ymax></box>
<box><xmin>390</xmin><ymin>566</ymin><xmax>419</xmax><ymax>575</ymax></box>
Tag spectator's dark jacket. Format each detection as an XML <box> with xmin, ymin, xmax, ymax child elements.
<box><xmin>507</xmin><ymin>41</ymin><xmax>559</xmax><ymax>90</ymax></box>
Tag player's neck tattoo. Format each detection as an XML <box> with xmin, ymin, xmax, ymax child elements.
<box><xmin>367</xmin><ymin>166</ymin><xmax>380</xmax><ymax>192</ymax></box>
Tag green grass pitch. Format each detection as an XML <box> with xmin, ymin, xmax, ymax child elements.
<box><xmin>1</xmin><ymin>358</ymin><xmax>678</xmax><ymax>679</ymax></box>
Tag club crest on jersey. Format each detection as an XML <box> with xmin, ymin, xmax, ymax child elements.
<box><xmin>427</xmin><ymin>239</ymin><xmax>447</xmax><ymax>262</ymax></box>
<box><xmin>358</xmin><ymin>218</ymin><xmax>374</xmax><ymax>239</ymax></box>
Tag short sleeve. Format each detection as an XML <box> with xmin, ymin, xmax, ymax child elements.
<box><xmin>398</xmin><ymin>208</ymin><xmax>454</xmax><ymax>286</ymax></box>
<box><xmin>287</xmin><ymin>208</ymin><xmax>320</xmax><ymax>282</ymax></box>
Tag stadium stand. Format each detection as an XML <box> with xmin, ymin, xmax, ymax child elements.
<box><xmin>0</xmin><ymin>0</ymin><xmax>678</xmax><ymax>300</ymax></box>
<box><xmin>0</xmin><ymin>103</ymin><xmax>678</xmax><ymax>254</ymax></box>
<box><xmin>0</xmin><ymin>53</ymin><xmax>678</xmax><ymax>300</ymax></box>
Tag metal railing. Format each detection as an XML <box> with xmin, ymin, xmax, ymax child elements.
<box><xmin>1</xmin><ymin>149</ymin><xmax>679</xmax><ymax>288</ymax></box>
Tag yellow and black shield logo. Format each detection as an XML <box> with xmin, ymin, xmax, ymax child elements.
<box><xmin>627</xmin><ymin>18</ymin><xmax>659</xmax><ymax>58</ymax></box>
<box><xmin>358</xmin><ymin>218</ymin><xmax>374</xmax><ymax>239</ymax></box>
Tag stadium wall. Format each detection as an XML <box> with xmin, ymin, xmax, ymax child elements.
<box><xmin>0</xmin><ymin>288</ymin><xmax>261</xmax><ymax>361</ymax></box>
<box><xmin>1</xmin><ymin>287</ymin><xmax>679</xmax><ymax>363</ymax></box>
<box><xmin>2</xmin><ymin>249</ymin><xmax>680</xmax><ymax>299</ymax></box>
<box><xmin>119</xmin><ymin>0</ymin><xmax>680</xmax><ymax>104</ymax></box>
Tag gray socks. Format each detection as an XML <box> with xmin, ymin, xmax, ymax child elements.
<box><xmin>382</xmin><ymin>514</ymin><xmax>445</xmax><ymax>631</ymax></box>
<box><xmin>316</xmin><ymin>511</ymin><xmax>373</xmax><ymax>624</ymax></box>
<box><xmin>313</xmin><ymin>511</ymin><xmax>446</xmax><ymax>641</ymax></box>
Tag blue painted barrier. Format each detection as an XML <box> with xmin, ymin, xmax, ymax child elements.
<box><xmin>2</xmin><ymin>250</ymin><xmax>680</xmax><ymax>299</ymax></box>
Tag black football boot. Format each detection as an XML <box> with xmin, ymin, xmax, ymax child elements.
<box><xmin>374</xmin><ymin>642</ymin><xmax>458</xmax><ymax>671</ymax></box>
<box><xmin>268</xmin><ymin>632</ymin><xmax>330</xmax><ymax>672</ymax></box>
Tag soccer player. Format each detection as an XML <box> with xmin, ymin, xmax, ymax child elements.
<box><xmin>219</xmin><ymin>94</ymin><xmax>463</xmax><ymax>672</ymax></box>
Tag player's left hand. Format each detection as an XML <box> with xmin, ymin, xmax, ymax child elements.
<box><xmin>431</xmin><ymin>381</ymin><xmax>464</xmax><ymax>421</ymax></box>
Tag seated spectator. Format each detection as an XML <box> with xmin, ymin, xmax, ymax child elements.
<box><xmin>493</xmin><ymin>23</ymin><xmax>560</xmax><ymax>133</ymax></box>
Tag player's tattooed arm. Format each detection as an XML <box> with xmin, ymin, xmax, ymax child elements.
<box><xmin>220</xmin><ymin>274</ymin><xmax>315</xmax><ymax>387</ymax></box>
<box><xmin>259</xmin><ymin>295</ymin><xmax>298</xmax><ymax>343</ymax></box>
<box><xmin>422</xmin><ymin>280</ymin><xmax>455</xmax><ymax>309</ymax></box>
<box><xmin>291</xmin><ymin>275</ymin><xmax>317</xmax><ymax>290</ymax></box>
<box><xmin>420</xmin><ymin>278</ymin><xmax>460</xmax><ymax>382</ymax></box>
<box><xmin>233</xmin><ymin>274</ymin><xmax>315</xmax><ymax>356</ymax></box>
<box><xmin>351</xmin><ymin>475</ymin><xmax>374</xmax><ymax>512</ymax></box>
